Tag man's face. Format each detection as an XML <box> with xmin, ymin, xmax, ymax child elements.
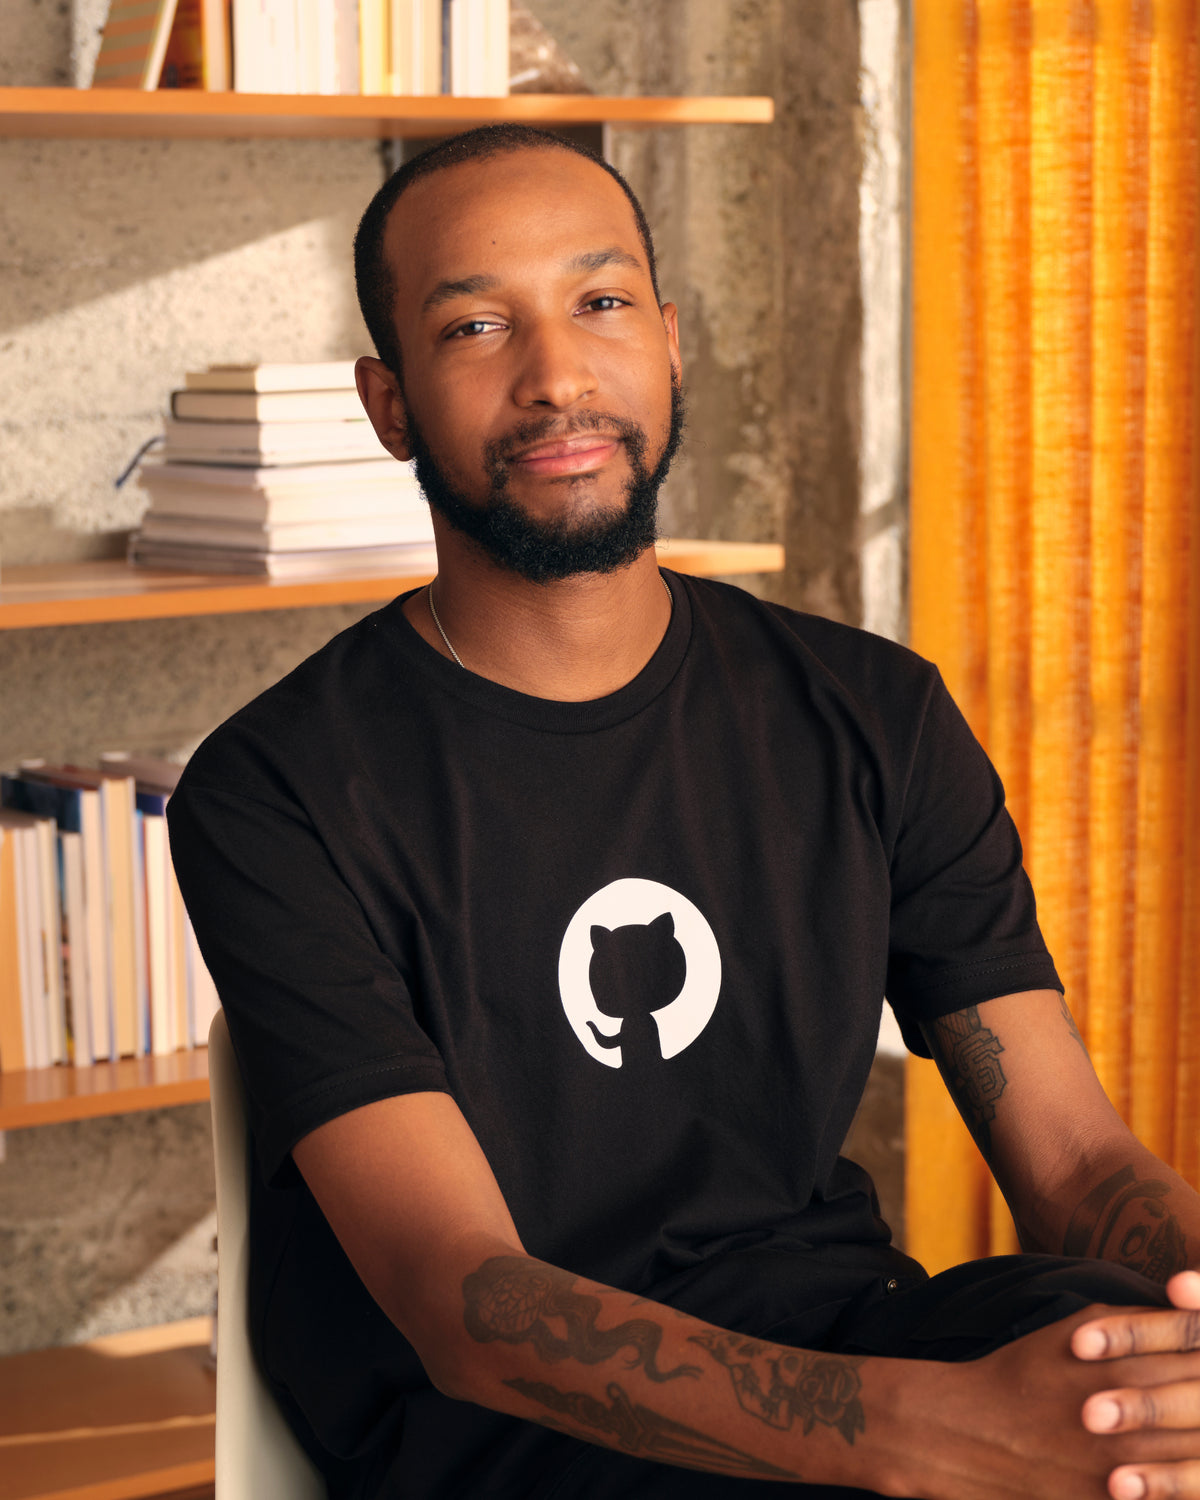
<box><xmin>381</xmin><ymin>149</ymin><xmax>684</xmax><ymax>583</ymax></box>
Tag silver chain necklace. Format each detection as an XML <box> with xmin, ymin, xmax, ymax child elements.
<box><xmin>426</xmin><ymin>574</ymin><xmax>673</xmax><ymax>671</ymax></box>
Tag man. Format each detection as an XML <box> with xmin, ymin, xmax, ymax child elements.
<box><xmin>169</xmin><ymin>126</ymin><xmax>1200</xmax><ymax>1499</ymax></box>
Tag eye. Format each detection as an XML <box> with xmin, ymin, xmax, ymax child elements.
<box><xmin>578</xmin><ymin>294</ymin><xmax>629</xmax><ymax>314</ymax></box>
<box><xmin>448</xmin><ymin>318</ymin><xmax>503</xmax><ymax>340</ymax></box>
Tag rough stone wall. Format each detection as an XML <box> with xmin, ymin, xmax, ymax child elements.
<box><xmin>0</xmin><ymin>2</ymin><xmax>901</xmax><ymax>1354</ymax></box>
<box><xmin>531</xmin><ymin>0</ymin><xmax>867</xmax><ymax>621</ymax></box>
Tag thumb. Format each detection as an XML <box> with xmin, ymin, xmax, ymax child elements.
<box><xmin>1166</xmin><ymin>1269</ymin><xmax>1200</xmax><ymax>1309</ymax></box>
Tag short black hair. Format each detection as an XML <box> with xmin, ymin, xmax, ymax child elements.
<box><xmin>353</xmin><ymin>124</ymin><xmax>661</xmax><ymax>378</ymax></box>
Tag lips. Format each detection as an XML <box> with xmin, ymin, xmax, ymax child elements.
<box><xmin>508</xmin><ymin>431</ymin><xmax>623</xmax><ymax>477</ymax></box>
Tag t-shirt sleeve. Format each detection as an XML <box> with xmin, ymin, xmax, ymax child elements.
<box><xmin>168</xmin><ymin>768</ymin><xmax>449</xmax><ymax>1185</ymax></box>
<box><xmin>884</xmin><ymin>668</ymin><xmax>1062</xmax><ymax>1057</ymax></box>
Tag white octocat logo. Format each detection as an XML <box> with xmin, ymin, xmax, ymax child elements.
<box><xmin>557</xmin><ymin>878</ymin><xmax>722</xmax><ymax>1069</ymax></box>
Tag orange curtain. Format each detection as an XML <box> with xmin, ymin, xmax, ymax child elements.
<box><xmin>908</xmin><ymin>0</ymin><xmax>1200</xmax><ymax>1271</ymax></box>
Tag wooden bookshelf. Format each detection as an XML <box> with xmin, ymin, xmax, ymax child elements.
<box><xmin>0</xmin><ymin>87</ymin><xmax>773</xmax><ymax>140</ymax></box>
<box><xmin>0</xmin><ymin>1318</ymin><xmax>215</xmax><ymax>1500</ymax></box>
<box><xmin>0</xmin><ymin>539</ymin><xmax>785</xmax><ymax>629</ymax></box>
<box><xmin>0</xmin><ymin>1050</ymin><xmax>210</xmax><ymax>1131</ymax></box>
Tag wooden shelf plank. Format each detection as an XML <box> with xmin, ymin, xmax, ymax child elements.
<box><xmin>0</xmin><ymin>1051</ymin><xmax>209</xmax><ymax>1130</ymax></box>
<box><xmin>0</xmin><ymin>1319</ymin><xmax>214</xmax><ymax>1500</ymax></box>
<box><xmin>0</xmin><ymin>88</ymin><xmax>773</xmax><ymax>140</ymax></box>
<box><xmin>0</xmin><ymin>540</ymin><xmax>784</xmax><ymax>630</ymax></box>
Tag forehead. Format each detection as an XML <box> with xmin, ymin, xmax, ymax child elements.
<box><xmin>382</xmin><ymin>148</ymin><xmax>648</xmax><ymax>312</ymax></box>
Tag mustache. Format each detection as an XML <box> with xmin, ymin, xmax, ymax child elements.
<box><xmin>484</xmin><ymin>411</ymin><xmax>647</xmax><ymax>469</ymax></box>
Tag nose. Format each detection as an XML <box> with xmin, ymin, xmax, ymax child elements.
<box><xmin>510</xmin><ymin>316</ymin><xmax>597</xmax><ymax>410</ymax></box>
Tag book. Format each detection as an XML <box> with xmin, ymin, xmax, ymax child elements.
<box><xmin>0</xmin><ymin>811</ymin><xmax>51</xmax><ymax>1070</ymax></box>
<box><xmin>158</xmin><ymin>0</ymin><xmax>231</xmax><ymax>89</ymax></box>
<box><xmin>232</xmin><ymin>0</ymin><xmax>298</xmax><ymax>91</ymax></box>
<box><xmin>30</xmin><ymin>812</ymin><xmax>67</xmax><ymax>1065</ymax></box>
<box><xmin>59</xmin><ymin>831</ymin><xmax>93</xmax><ymax>1066</ymax></box>
<box><xmin>92</xmin><ymin>0</ymin><xmax>181</xmax><ymax>89</ymax></box>
<box><xmin>19</xmin><ymin>768</ymin><xmax>140</xmax><ymax>1060</ymax></box>
<box><xmin>2</xmin><ymin>776</ymin><xmax>105</xmax><ymax>1065</ymax></box>
<box><xmin>170</xmin><ymin>388</ymin><xmax>366</xmax><ymax>422</ymax></box>
<box><xmin>100</xmin><ymin>755</ymin><xmax>193</xmax><ymax>1055</ymax></box>
<box><xmin>128</xmin><ymin>537</ymin><xmax>439</xmax><ymax>577</ymax></box>
<box><xmin>136</xmin><ymin>458</ymin><xmax>421</xmax><ymax>522</ymax></box>
<box><xmin>360</xmin><ymin>0</ymin><xmax>389</xmax><ymax>92</ymax></box>
<box><xmin>484</xmin><ymin>0</ymin><xmax>509</xmax><ymax>96</ymax></box>
<box><xmin>0</xmin><ymin>825</ymin><xmax>27</xmax><ymax>1074</ymax></box>
<box><xmin>182</xmin><ymin>362</ymin><xmax>357</xmax><ymax>392</ymax></box>
<box><xmin>162</xmin><ymin>415</ymin><xmax>381</xmax><ymax>465</ymax></box>
<box><xmin>135</xmin><ymin>511</ymin><xmax>435</xmax><ymax>550</ymax></box>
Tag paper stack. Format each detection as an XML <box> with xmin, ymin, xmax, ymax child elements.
<box><xmin>129</xmin><ymin>362</ymin><xmax>435</xmax><ymax>578</ymax></box>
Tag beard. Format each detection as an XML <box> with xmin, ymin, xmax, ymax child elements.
<box><xmin>403</xmin><ymin>372</ymin><xmax>686</xmax><ymax>585</ymax></box>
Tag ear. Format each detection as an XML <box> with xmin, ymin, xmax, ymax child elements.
<box><xmin>590</xmin><ymin>925</ymin><xmax>613</xmax><ymax>950</ymax></box>
<box><xmin>647</xmin><ymin>911</ymin><xmax>676</xmax><ymax>939</ymax></box>
<box><xmin>659</xmin><ymin>301</ymin><xmax>682</xmax><ymax>382</ymax></box>
<box><xmin>355</xmin><ymin>355</ymin><xmax>413</xmax><ymax>461</ymax></box>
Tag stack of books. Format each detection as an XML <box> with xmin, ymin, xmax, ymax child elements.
<box><xmin>0</xmin><ymin>757</ymin><xmax>219</xmax><ymax>1072</ymax></box>
<box><xmin>92</xmin><ymin>0</ymin><xmax>510</xmax><ymax>97</ymax></box>
<box><xmin>129</xmin><ymin>362</ymin><xmax>436</xmax><ymax>579</ymax></box>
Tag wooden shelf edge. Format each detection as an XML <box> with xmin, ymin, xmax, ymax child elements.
<box><xmin>0</xmin><ymin>1050</ymin><xmax>210</xmax><ymax>1130</ymax></box>
<box><xmin>0</xmin><ymin>540</ymin><xmax>784</xmax><ymax>630</ymax></box>
<box><xmin>0</xmin><ymin>1319</ymin><xmax>214</xmax><ymax>1500</ymax></box>
<box><xmin>0</xmin><ymin>87</ymin><xmax>774</xmax><ymax>139</ymax></box>
<box><xmin>33</xmin><ymin>1458</ymin><xmax>214</xmax><ymax>1500</ymax></box>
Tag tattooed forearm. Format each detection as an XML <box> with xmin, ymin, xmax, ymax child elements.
<box><xmin>462</xmin><ymin>1258</ymin><xmax>700</xmax><ymax>1382</ymax></box>
<box><xmin>689</xmin><ymin>1332</ymin><xmax>866</xmax><ymax>1446</ymax></box>
<box><xmin>1062</xmin><ymin>1164</ymin><xmax>1190</xmax><ymax>1282</ymax></box>
<box><xmin>931</xmin><ymin>1004</ymin><xmax>1007</xmax><ymax>1157</ymax></box>
<box><xmin>1059</xmin><ymin>995</ymin><xmax>1089</xmax><ymax>1058</ymax></box>
<box><xmin>506</xmin><ymin>1378</ymin><xmax>799</xmax><ymax>1479</ymax></box>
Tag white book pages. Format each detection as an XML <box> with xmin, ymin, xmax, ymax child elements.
<box><xmin>12</xmin><ymin>826</ymin><xmax>44</xmax><ymax>1068</ymax></box>
<box><xmin>232</xmin><ymin>0</ymin><xmax>269</xmax><ymax>91</ymax></box>
<box><xmin>79</xmin><ymin>790</ymin><xmax>114</xmax><ymax>1061</ymax></box>
<box><xmin>60</xmin><ymin>832</ymin><xmax>93</xmax><ymax>1067</ymax></box>
<box><xmin>132</xmin><ymin>812</ymin><xmax>150</xmax><ymax>1056</ymax></box>
<box><xmin>267</xmin><ymin>0</ymin><xmax>300</xmax><ymax>91</ymax></box>
<box><xmin>33</xmin><ymin>817</ymin><xmax>66</xmax><ymax>1064</ymax></box>
<box><xmin>388</xmin><ymin>0</ymin><xmax>415</xmax><ymax>94</ymax></box>
<box><xmin>143</xmin><ymin>816</ymin><xmax>173</xmax><ymax>1057</ymax></box>
<box><xmin>332</xmin><ymin>0</ymin><xmax>360</xmax><ymax>92</ymax></box>
<box><xmin>168</xmin><ymin>864</ymin><xmax>189</xmax><ymax>1053</ymax></box>
<box><xmin>295</xmin><ymin>0</ymin><xmax>324</xmax><ymax>91</ymax></box>
<box><xmin>414</xmin><ymin>0</ymin><xmax>441</xmax><ymax>94</ymax></box>
<box><xmin>484</xmin><ymin>0</ymin><xmax>507</xmax><ymax>96</ymax></box>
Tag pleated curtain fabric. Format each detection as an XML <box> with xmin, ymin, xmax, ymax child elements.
<box><xmin>908</xmin><ymin>0</ymin><xmax>1200</xmax><ymax>1271</ymax></box>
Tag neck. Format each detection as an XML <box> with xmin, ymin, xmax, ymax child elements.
<box><xmin>403</xmin><ymin>531</ymin><xmax>672</xmax><ymax>701</ymax></box>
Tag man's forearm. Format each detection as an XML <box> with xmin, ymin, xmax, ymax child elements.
<box><xmin>435</xmin><ymin>1253</ymin><xmax>925</xmax><ymax>1493</ymax></box>
<box><xmin>1028</xmin><ymin>1140</ymin><xmax>1200</xmax><ymax>1281</ymax></box>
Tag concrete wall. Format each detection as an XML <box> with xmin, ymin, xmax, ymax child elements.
<box><xmin>0</xmin><ymin>1</ymin><xmax>905</xmax><ymax>1354</ymax></box>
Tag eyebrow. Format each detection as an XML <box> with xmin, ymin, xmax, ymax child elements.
<box><xmin>420</xmin><ymin>247</ymin><xmax>644</xmax><ymax>315</ymax></box>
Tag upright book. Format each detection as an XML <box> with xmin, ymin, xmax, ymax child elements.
<box><xmin>93</xmin><ymin>0</ymin><xmax>181</xmax><ymax>89</ymax></box>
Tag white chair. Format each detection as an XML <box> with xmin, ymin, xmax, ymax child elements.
<box><xmin>209</xmin><ymin>1008</ymin><xmax>328</xmax><ymax>1499</ymax></box>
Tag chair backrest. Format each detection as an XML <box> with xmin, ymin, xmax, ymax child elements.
<box><xmin>209</xmin><ymin>1008</ymin><xmax>328</xmax><ymax>1500</ymax></box>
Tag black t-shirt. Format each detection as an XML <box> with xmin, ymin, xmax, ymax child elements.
<box><xmin>168</xmin><ymin>573</ymin><xmax>1060</xmax><ymax>1498</ymax></box>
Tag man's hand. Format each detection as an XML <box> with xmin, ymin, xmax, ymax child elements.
<box><xmin>1069</xmin><ymin>1272</ymin><xmax>1200</xmax><ymax>1499</ymax></box>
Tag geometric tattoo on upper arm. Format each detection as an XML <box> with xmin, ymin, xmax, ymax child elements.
<box><xmin>688</xmin><ymin>1331</ymin><xmax>866</xmax><ymax>1445</ymax></box>
<box><xmin>462</xmin><ymin>1257</ymin><xmax>700</xmax><ymax>1382</ymax></box>
<box><xmin>1062</xmin><ymin>1164</ymin><xmax>1189</xmax><ymax>1283</ymax></box>
<box><xmin>930</xmin><ymin>1004</ymin><xmax>1008</xmax><ymax>1158</ymax></box>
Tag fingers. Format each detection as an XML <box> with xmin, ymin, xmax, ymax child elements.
<box><xmin>1083</xmin><ymin>1380</ymin><xmax>1200</xmax><ymax>1433</ymax></box>
<box><xmin>1168</xmin><ymin>1273</ymin><xmax>1200</xmax><ymax>1311</ymax></box>
<box><xmin>1074</xmin><ymin>1305</ymin><xmax>1200</xmax><ymax>1361</ymax></box>
<box><xmin>1109</xmin><ymin>1460</ymin><xmax>1200</xmax><ymax>1499</ymax></box>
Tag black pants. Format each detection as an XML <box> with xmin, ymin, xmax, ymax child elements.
<box><xmin>533</xmin><ymin>1255</ymin><xmax>1170</xmax><ymax>1499</ymax></box>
